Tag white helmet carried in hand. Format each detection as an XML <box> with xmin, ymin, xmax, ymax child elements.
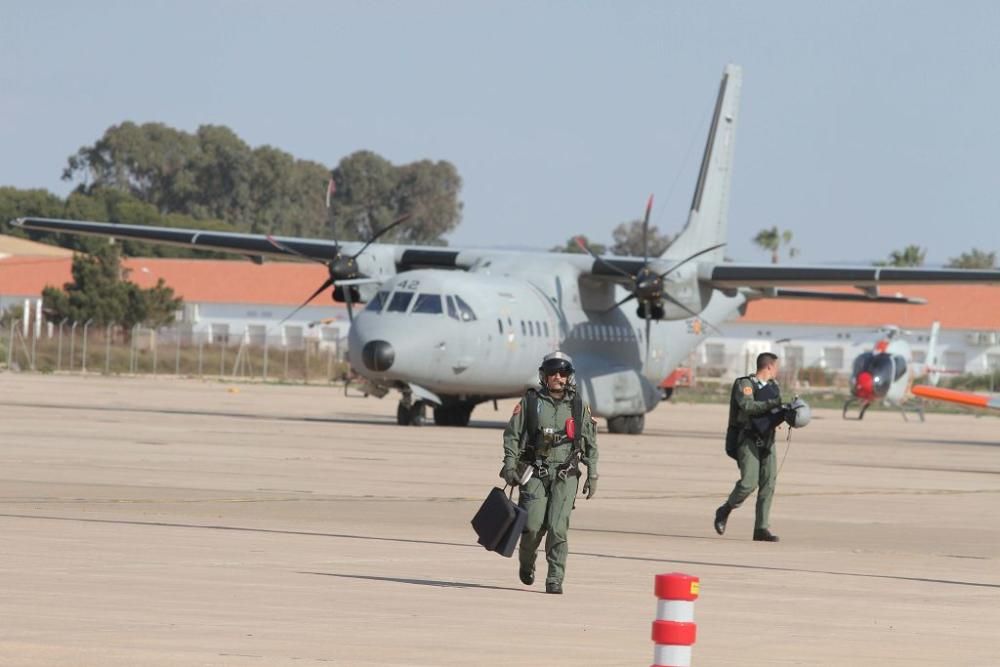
<box><xmin>785</xmin><ymin>397</ymin><xmax>811</xmax><ymax>428</ymax></box>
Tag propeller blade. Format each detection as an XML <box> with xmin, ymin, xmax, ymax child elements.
<box><xmin>645</xmin><ymin>316</ymin><xmax>652</xmax><ymax>364</ymax></box>
<box><xmin>575</xmin><ymin>236</ymin><xmax>634</xmax><ymax>280</ymax></box>
<box><xmin>604</xmin><ymin>292</ymin><xmax>637</xmax><ymax>314</ymax></box>
<box><xmin>351</xmin><ymin>213</ymin><xmax>412</xmax><ymax>259</ymax></box>
<box><xmin>661</xmin><ymin>292</ymin><xmax>724</xmax><ymax>335</ymax></box>
<box><xmin>278</xmin><ymin>277</ymin><xmax>334</xmax><ymax>326</ymax></box>
<box><xmin>265</xmin><ymin>235</ymin><xmax>330</xmax><ymax>265</ymax></box>
<box><xmin>657</xmin><ymin>243</ymin><xmax>726</xmax><ymax>280</ymax></box>
<box><xmin>344</xmin><ymin>283</ymin><xmax>355</xmax><ymax>322</ymax></box>
<box><xmin>642</xmin><ymin>194</ymin><xmax>653</xmax><ymax>265</ymax></box>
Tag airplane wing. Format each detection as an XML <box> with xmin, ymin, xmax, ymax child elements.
<box><xmin>8</xmin><ymin>216</ymin><xmax>643</xmax><ymax>274</ymax></box>
<box><xmin>705</xmin><ymin>264</ymin><xmax>1000</xmax><ymax>288</ymax></box>
<box><xmin>911</xmin><ymin>385</ymin><xmax>1000</xmax><ymax>411</ymax></box>
<box><xmin>10</xmin><ymin>218</ymin><xmax>1000</xmax><ymax>306</ymax></box>
<box><xmin>10</xmin><ymin>217</ymin><xmax>363</xmax><ymax>262</ymax></box>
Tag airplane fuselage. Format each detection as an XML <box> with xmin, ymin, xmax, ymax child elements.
<box><xmin>348</xmin><ymin>259</ymin><xmax>745</xmax><ymax>419</ymax></box>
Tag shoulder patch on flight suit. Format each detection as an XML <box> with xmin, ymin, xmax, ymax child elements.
<box><xmin>742</xmin><ymin>385</ymin><xmax>753</xmax><ymax>396</ymax></box>
<box><xmin>512</xmin><ymin>403</ymin><xmax>521</xmax><ymax>416</ymax></box>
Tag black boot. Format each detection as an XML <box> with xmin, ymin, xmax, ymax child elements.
<box><xmin>545</xmin><ymin>581</ymin><xmax>563</xmax><ymax>594</ymax></box>
<box><xmin>519</xmin><ymin>564</ymin><xmax>535</xmax><ymax>586</ymax></box>
<box><xmin>753</xmin><ymin>528</ymin><xmax>779</xmax><ymax>542</ymax></box>
<box><xmin>714</xmin><ymin>504</ymin><xmax>732</xmax><ymax>535</ymax></box>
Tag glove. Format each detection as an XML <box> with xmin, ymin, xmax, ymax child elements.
<box><xmin>500</xmin><ymin>465</ymin><xmax>520</xmax><ymax>486</ymax></box>
<box><xmin>582</xmin><ymin>476</ymin><xmax>597</xmax><ymax>499</ymax></box>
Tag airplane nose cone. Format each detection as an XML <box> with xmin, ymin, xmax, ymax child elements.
<box><xmin>362</xmin><ymin>340</ymin><xmax>395</xmax><ymax>372</ymax></box>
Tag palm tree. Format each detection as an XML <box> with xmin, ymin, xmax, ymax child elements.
<box><xmin>879</xmin><ymin>245</ymin><xmax>926</xmax><ymax>267</ymax></box>
<box><xmin>753</xmin><ymin>226</ymin><xmax>797</xmax><ymax>264</ymax></box>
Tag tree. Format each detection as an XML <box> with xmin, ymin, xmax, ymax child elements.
<box><xmin>550</xmin><ymin>235</ymin><xmax>607</xmax><ymax>255</ymax></box>
<box><xmin>41</xmin><ymin>243</ymin><xmax>182</xmax><ymax>329</ymax></box>
<box><xmin>946</xmin><ymin>248</ymin><xmax>996</xmax><ymax>269</ymax></box>
<box><xmin>63</xmin><ymin>123</ymin><xmax>463</xmax><ymax>245</ymax></box>
<box><xmin>610</xmin><ymin>219</ymin><xmax>671</xmax><ymax>257</ymax></box>
<box><xmin>328</xmin><ymin>151</ymin><xmax>462</xmax><ymax>245</ymax></box>
<box><xmin>877</xmin><ymin>245</ymin><xmax>926</xmax><ymax>267</ymax></box>
<box><xmin>753</xmin><ymin>226</ymin><xmax>798</xmax><ymax>264</ymax></box>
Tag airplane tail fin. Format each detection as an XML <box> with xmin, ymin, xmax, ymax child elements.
<box><xmin>662</xmin><ymin>64</ymin><xmax>742</xmax><ymax>262</ymax></box>
<box><xmin>926</xmin><ymin>321</ymin><xmax>941</xmax><ymax>386</ymax></box>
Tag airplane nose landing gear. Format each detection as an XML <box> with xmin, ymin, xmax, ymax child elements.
<box><xmin>396</xmin><ymin>390</ymin><xmax>425</xmax><ymax>426</ymax></box>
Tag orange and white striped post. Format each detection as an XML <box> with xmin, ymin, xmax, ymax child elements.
<box><xmin>651</xmin><ymin>572</ymin><xmax>699</xmax><ymax>667</ymax></box>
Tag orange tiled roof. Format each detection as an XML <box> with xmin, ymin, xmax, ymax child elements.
<box><xmin>742</xmin><ymin>284</ymin><xmax>1000</xmax><ymax>330</ymax></box>
<box><xmin>0</xmin><ymin>256</ymin><xmax>334</xmax><ymax>306</ymax></box>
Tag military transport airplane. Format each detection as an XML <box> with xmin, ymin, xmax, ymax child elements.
<box><xmin>11</xmin><ymin>65</ymin><xmax>1000</xmax><ymax>433</ymax></box>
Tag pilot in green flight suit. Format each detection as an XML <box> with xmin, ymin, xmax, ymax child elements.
<box><xmin>500</xmin><ymin>351</ymin><xmax>598</xmax><ymax>594</ymax></box>
<box><xmin>714</xmin><ymin>352</ymin><xmax>785</xmax><ymax>542</ymax></box>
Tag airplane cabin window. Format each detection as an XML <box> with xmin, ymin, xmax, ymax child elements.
<box><xmin>412</xmin><ymin>293</ymin><xmax>443</xmax><ymax>314</ymax></box>
<box><xmin>454</xmin><ymin>295</ymin><xmax>477</xmax><ymax>322</ymax></box>
<box><xmin>529</xmin><ymin>321</ymin><xmax>535</xmax><ymax>336</ymax></box>
<box><xmin>365</xmin><ymin>291</ymin><xmax>389</xmax><ymax>312</ymax></box>
<box><xmin>446</xmin><ymin>295</ymin><xmax>459</xmax><ymax>320</ymax></box>
<box><xmin>387</xmin><ymin>291</ymin><xmax>415</xmax><ymax>313</ymax></box>
<box><xmin>521</xmin><ymin>320</ymin><xmax>526</xmax><ymax>336</ymax></box>
<box><xmin>543</xmin><ymin>322</ymin><xmax>549</xmax><ymax>337</ymax></box>
<box><xmin>497</xmin><ymin>319</ymin><xmax>503</xmax><ymax>334</ymax></box>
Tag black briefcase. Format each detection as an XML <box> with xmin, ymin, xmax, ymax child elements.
<box><xmin>471</xmin><ymin>486</ymin><xmax>528</xmax><ymax>557</ymax></box>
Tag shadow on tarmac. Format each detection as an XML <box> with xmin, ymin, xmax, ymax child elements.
<box><xmin>299</xmin><ymin>571</ymin><xmax>536</xmax><ymax>593</ymax></box>
<box><xmin>4</xmin><ymin>400</ymin><xmax>511</xmax><ymax>430</ymax></box>
<box><xmin>3</xmin><ymin>512</ymin><xmax>996</xmax><ymax>590</ymax></box>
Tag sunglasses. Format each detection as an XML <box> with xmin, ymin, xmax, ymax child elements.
<box><xmin>546</xmin><ymin>369</ymin><xmax>571</xmax><ymax>378</ymax></box>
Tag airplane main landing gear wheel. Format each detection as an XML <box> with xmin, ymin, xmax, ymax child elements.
<box><xmin>607</xmin><ymin>414</ymin><xmax>645</xmax><ymax>434</ymax></box>
<box><xmin>433</xmin><ymin>403</ymin><xmax>473</xmax><ymax>427</ymax></box>
<box><xmin>397</xmin><ymin>400</ymin><xmax>425</xmax><ymax>426</ymax></box>
<box><xmin>627</xmin><ymin>414</ymin><xmax>645</xmax><ymax>434</ymax></box>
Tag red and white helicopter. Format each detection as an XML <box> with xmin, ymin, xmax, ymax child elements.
<box><xmin>843</xmin><ymin>322</ymin><xmax>941</xmax><ymax>420</ymax></box>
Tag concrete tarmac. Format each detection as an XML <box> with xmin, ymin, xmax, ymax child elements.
<box><xmin>2</xmin><ymin>374</ymin><xmax>998</xmax><ymax>666</ymax></box>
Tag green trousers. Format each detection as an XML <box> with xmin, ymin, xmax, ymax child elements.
<box><xmin>726</xmin><ymin>438</ymin><xmax>777</xmax><ymax>531</ymax></box>
<box><xmin>518</xmin><ymin>473</ymin><xmax>579</xmax><ymax>585</ymax></box>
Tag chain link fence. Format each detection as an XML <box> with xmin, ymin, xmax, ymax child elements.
<box><xmin>1</xmin><ymin>319</ymin><xmax>350</xmax><ymax>384</ymax></box>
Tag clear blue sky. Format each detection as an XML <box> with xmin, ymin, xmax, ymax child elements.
<box><xmin>2</xmin><ymin>1</ymin><xmax>998</xmax><ymax>264</ymax></box>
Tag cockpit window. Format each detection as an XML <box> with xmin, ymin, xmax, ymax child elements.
<box><xmin>852</xmin><ymin>352</ymin><xmax>874</xmax><ymax>376</ymax></box>
<box><xmin>412</xmin><ymin>293</ymin><xmax>443</xmax><ymax>314</ymax></box>
<box><xmin>446</xmin><ymin>295</ymin><xmax>459</xmax><ymax>320</ymax></box>
<box><xmin>893</xmin><ymin>355</ymin><xmax>907</xmax><ymax>380</ymax></box>
<box><xmin>387</xmin><ymin>291</ymin><xmax>415</xmax><ymax>313</ymax></box>
<box><xmin>365</xmin><ymin>291</ymin><xmax>389</xmax><ymax>313</ymax></box>
<box><xmin>454</xmin><ymin>295</ymin><xmax>477</xmax><ymax>322</ymax></box>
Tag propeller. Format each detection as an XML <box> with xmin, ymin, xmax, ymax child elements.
<box><xmin>270</xmin><ymin>212</ymin><xmax>411</xmax><ymax>325</ymax></box>
<box><xmin>574</xmin><ymin>195</ymin><xmax>725</xmax><ymax>360</ymax></box>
